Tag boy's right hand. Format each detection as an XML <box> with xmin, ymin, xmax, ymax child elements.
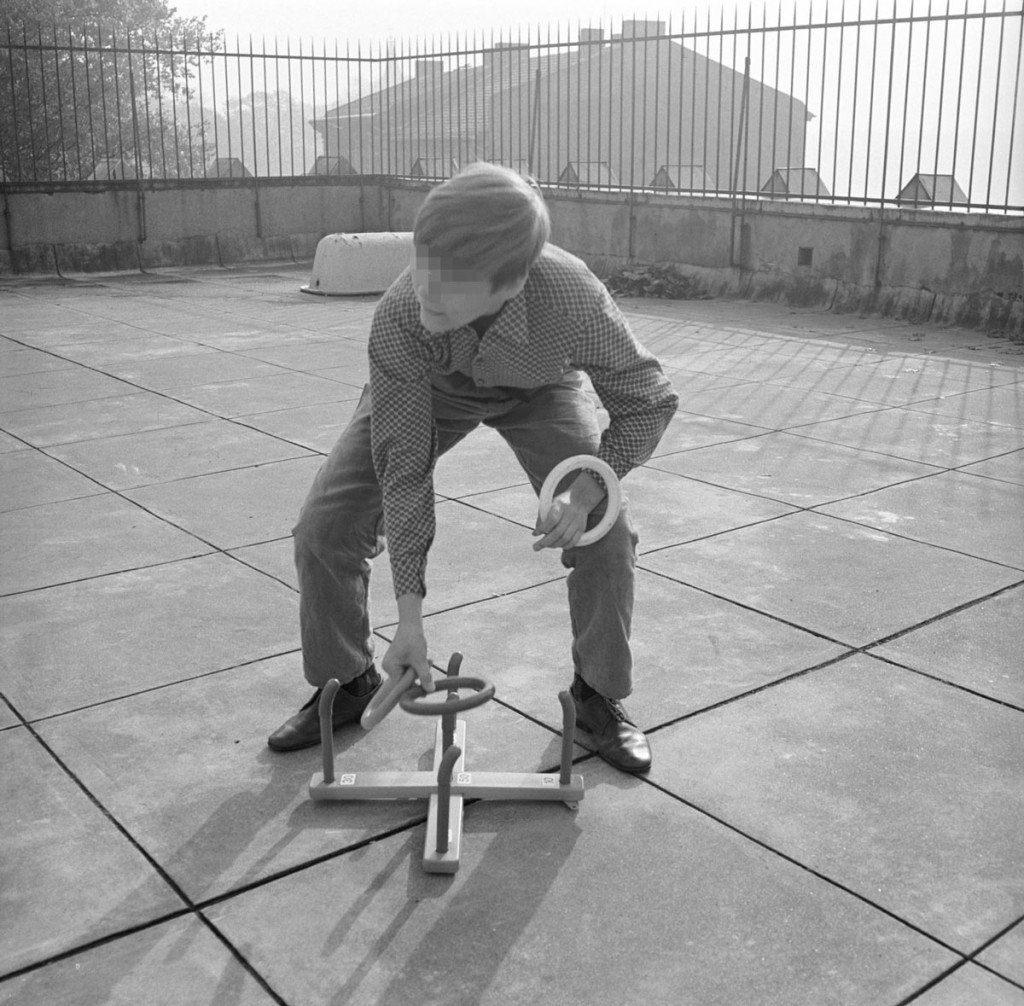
<box><xmin>382</xmin><ymin>621</ymin><xmax>434</xmax><ymax>692</ymax></box>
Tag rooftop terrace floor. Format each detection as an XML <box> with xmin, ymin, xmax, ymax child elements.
<box><xmin>1</xmin><ymin>264</ymin><xmax>1022</xmax><ymax>1005</ymax></box>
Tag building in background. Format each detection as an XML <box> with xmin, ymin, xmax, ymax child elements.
<box><xmin>313</xmin><ymin>20</ymin><xmax>815</xmax><ymax>193</ymax></box>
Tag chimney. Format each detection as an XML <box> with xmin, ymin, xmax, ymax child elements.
<box><xmin>579</xmin><ymin>28</ymin><xmax>605</xmax><ymax>45</ymax></box>
<box><xmin>620</xmin><ymin>20</ymin><xmax>665</xmax><ymax>39</ymax></box>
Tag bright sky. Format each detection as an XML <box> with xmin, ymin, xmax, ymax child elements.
<box><xmin>169</xmin><ymin>0</ymin><xmax>733</xmax><ymax>47</ymax></box>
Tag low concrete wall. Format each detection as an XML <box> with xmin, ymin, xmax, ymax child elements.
<box><xmin>2</xmin><ymin>177</ymin><xmax>1021</xmax><ymax>336</ymax></box>
<box><xmin>548</xmin><ymin>189</ymin><xmax>1023</xmax><ymax>335</ymax></box>
<box><xmin>0</xmin><ymin>177</ymin><xmax>390</xmax><ymax>275</ymax></box>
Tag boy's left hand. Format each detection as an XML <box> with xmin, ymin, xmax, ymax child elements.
<box><xmin>532</xmin><ymin>494</ymin><xmax>590</xmax><ymax>551</ymax></box>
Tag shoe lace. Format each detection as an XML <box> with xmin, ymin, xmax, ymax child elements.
<box><xmin>606</xmin><ymin>698</ymin><xmax>632</xmax><ymax>724</ymax></box>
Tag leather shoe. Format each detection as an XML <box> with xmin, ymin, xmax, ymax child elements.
<box><xmin>571</xmin><ymin>679</ymin><xmax>652</xmax><ymax>774</ymax></box>
<box><xmin>268</xmin><ymin>672</ymin><xmax>381</xmax><ymax>752</ymax></box>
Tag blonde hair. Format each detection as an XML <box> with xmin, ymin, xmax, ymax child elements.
<box><xmin>413</xmin><ymin>162</ymin><xmax>550</xmax><ymax>291</ymax></box>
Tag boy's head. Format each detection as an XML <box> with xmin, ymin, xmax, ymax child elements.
<box><xmin>411</xmin><ymin>163</ymin><xmax>550</xmax><ymax>332</ymax></box>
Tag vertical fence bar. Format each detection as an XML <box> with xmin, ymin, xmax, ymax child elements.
<box><xmin>675</xmin><ymin>13</ymin><xmax>684</xmax><ymax>186</ymax></box>
<box><xmin>967</xmin><ymin>6</ymin><xmax>990</xmax><ymax>208</ymax></box>
<box><xmin>881</xmin><ymin>3</ymin><xmax>899</xmax><ymax>207</ymax></box>
<box><xmin>51</xmin><ymin>23</ymin><xmax>69</xmax><ymax>179</ymax></box>
<box><xmin>322</xmin><ymin>37</ymin><xmax>331</xmax><ymax>173</ymax></box>
<box><xmin>170</xmin><ymin>31</ymin><xmax>184</xmax><ymax>179</ymax></box>
<box><xmin>951</xmin><ymin>2</ymin><xmax>971</xmax><ymax>208</ymax></box>
<box><xmin>983</xmin><ymin>1</ymin><xmax>1006</xmax><ymax>208</ymax></box>
<box><xmin>4</xmin><ymin>27</ymin><xmax>22</xmax><ymax>179</ymax></box>
<box><xmin>224</xmin><ymin>36</ymin><xmax>235</xmax><ymax>168</ymax></box>
<box><xmin>66</xmin><ymin>25</ymin><xmax>82</xmax><ymax>179</ymax></box>
<box><xmin>1003</xmin><ymin>2</ymin><xmax>1023</xmax><ymax>208</ymax></box>
<box><xmin>36</xmin><ymin>25</ymin><xmax>52</xmax><ymax>181</ymax></box>
<box><xmin>207</xmin><ymin>35</ymin><xmax>216</xmax><ymax>177</ymax></box>
<box><xmin>146</xmin><ymin>30</ymin><xmax>161</xmax><ymax>176</ymax></box>
<box><xmin>262</xmin><ymin>38</ymin><xmax>271</xmax><ymax>177</ymax></box>
<box><xmin>862</xmin><ymin>0</ymin><xmax>879</xmax><ymax>205</ymax></box>
<box><xmin>112</xmin><ymin>26</ymin><xmax>128</xmax><ymax>175</ymax></box>
<box><xmin>247</xmin><ymin>35</ymin><xmax>257</xmax><ymax>174</ymax></box>
<box><xmin>785</xmin><ymin>3</ymin><xmax>796</xmax><ymax>199</ymax></box>
<box><xmin>715</xmin><ymin>7</ymin><xmax>725</xmax><ymax>194</ymax></box>
<box><xmin>896</xmin><ymin>3</ymin><xmax>915</xmax><ymax>202</ymax></box>
<box><xmin>556</xmin><ymin>21</ymin><xmax>563</xmax><ymax>187</ymax></box>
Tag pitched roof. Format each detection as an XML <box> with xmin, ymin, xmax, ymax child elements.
<box><xmin>760</xmin><ymin>167</ymin><xmax>831</xmax><ymax>197</ymax></box>
<box><xmin>896</xmin><ymin>173</ymin><xmax>967</xmax><ymax>204</ymax></box>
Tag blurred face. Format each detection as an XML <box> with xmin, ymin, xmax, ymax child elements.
<box><xmin>411</xmin><ymin>245</ymin><xmax>524</xmax><ymax>333</ymax></box>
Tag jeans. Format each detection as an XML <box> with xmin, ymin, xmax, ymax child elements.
<box><xmin>292</xmin><ymin>371</ymin><xmax>639</xmax><ymax>699</ymax></box>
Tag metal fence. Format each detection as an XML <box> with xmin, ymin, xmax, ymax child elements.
<box><xmin>2</xmin><ymin>2</ymin><xmax>1021</xmax><ymax>213</ymax></box>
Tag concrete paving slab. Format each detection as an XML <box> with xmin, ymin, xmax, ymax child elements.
<box><xmin>0</xmin><ymin>728</ymin><xmax>185</xmax><ymax>976</ymax></box>
<box><xmin>159</xmin><ymin>326</ymin><xmax>327</xmax><ymax>353</ymax></box>
<box><xmin>40</xmin><ymin>334</ymin><xmax>218</xmax><ymax>368</ymax></box>
<box><xmin>979</xmin><ymin>920</ymin><xmax>1024</xmax><ymax>986</ymax></box>
<box><xmin>656</xmin><ymin>366</ymin><xmax>754</xmax><ymax>398</ymax></box>
<box><xmin>677</xmin><ymin>380</ymin><xmax>881</xmax><ymax>429</ymax></box>
<box><xmin>0</xmin><ymin>700</ymin><xmax>20</xmax><ymax>730</ymax></box>
<box><xmin>818</xmin><ymin>470</ymin><xmax>1024</xmax><ymax>569</ymax></box>
<box><xmin>648</xmin><ymin>430</ymin><xmax>942</xmax><ymax>507</ymax></box>
<box><xmin>0</xmin><ymin>368</ymin><xmax>140</xmax><ymax>412</ymax></box>
<box><xmin>0</xmin><ymin>391</ymin><xmax>211</xmax><ymax>447</ymax></box>
<box><xmin>95</xmin><ymin>351</ymin><xmax>290</xmax><ymax>390</ymax></box>
<box><xmin>674</xmin><ymin>340</ymin><xmax>885</xmax><ymax>382</ymax></box>
<box><xmin>647</xmin><ymin>653</ymin><xmax>1024</xmax><ymax>952</ymax></box>
<box><xmin>239</xmin><ymin>398</ymin><xmax>361</xmax><ymax>454</ymax></box>
<box><xmin>639</xmin><ymin>511</ymin><xmax>1022</xmax><ymax>646</ymax></box>
<box><xmin>0</xmin><ymin>914</ymin><xmax>279</xmax><ymax>1006</ymax></box>
<box><xmin>315</xmin><ymin>366</ymin><xmax>371</xmax><ymax>391</ymax></box>
<box><xmin>909</xmin><ymin>382</ymin><xmax>1024</xmax><ymax>428</ymax></box>
<box><xmin>0</xmin><ymin>347</ymin><xmax>77</xmax><ymax>376</ymax></box>
<box><xmin>0</xmin><ymin>494</ymin><xmax>209</xmax><ymax>594</ymax></box>
<box><xmin>792</xmin><ymin>406</ymin><xmax>1024</xmax><ymax>467</ymax></box>
<box><xmin>432</xmin><ymin>426</ymin><xmax>530</xmax><ymax>499</ymax></box>
<box><xmin>961</xmin><ymin>449</ymin><xmax>1024</xmax><ymax>486</ymax></box>
<box><xmin>417</xmin><ymin>573</ymin><xmax>849</xmax><ymax>733</ymax></box>
<box><xmin>766</xmin><ymin>355</ymin><xmax>1020</xmax><ymax>406</ymax></box>
<box><xmin>124</xmin><ymin>455</ymin><xmax>324</xmax><ymax>549</ymax></box>
<box><xmin>46</xmin><ymin>420</ymin><xmax>315</xmax><ymax>491</ymax></box>
<box><xmin>164</xmin><ymin>372</ymin><xmax>358</xmax><ymax>418</ymax></box>
<box><xmin>0</xmin><ymin>320</ymin><xmax>150</xmax><ymax>350</ymax></box>
<box><xmin>650</xmin><ymin>410</ymin><xmax>771</xmax><ymax>454</ymax></box>
<box><xmin>0</xmin><ymin>450</ymin><xmax>104</xmax><ymax>511</ymax></box>
<box><xmin>0</xmin><ymin>553</ymin><xmax>299</xmax><ymax>718</ymax></box>
<box><xmin>238</xmin><ymin>338</ymin><xmax>371</xmax><ymax>374</ymax></box>
<box><xmin>909</xmin><ymin>965</ymin><xmax>1024</xmax><ymax>1005</ymax></box>
<box><xmin>206</xmin><ymin>762</ymin><xmax>956</xmax><ymax>1006</ymax></box>
<box><xmin>36</xmin><ymin>654</ymin><xmax>585</xmax><ymax>903</ymax></box>
<box><xmin>0</xmin><ymin>431</ymin><xmax>25</xmax><ymax>453</ymax></box>
<box><xmin>870</xmin><ymin>585</ymin><xmax>1023</xmax><ymax>707</ymax></box>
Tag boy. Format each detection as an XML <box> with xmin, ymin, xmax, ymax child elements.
<box><xmin>268</xmin><ymin>163</ymin><xmax>678</xmax><ymax>773</ymax></box>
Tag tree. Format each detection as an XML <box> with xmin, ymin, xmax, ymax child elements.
<box><xmin>1</xmin><ymin>0</ymin><xmax>215</xmax><ymax>181</ymax></box>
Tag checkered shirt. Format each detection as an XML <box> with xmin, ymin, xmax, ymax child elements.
<box><xmin>368</xmin><ymin>243</ymin><xmax>679</xmax><ymax>598</ymax></box>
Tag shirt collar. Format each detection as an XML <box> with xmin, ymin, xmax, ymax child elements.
<box><xmin>481</xmin><ymin>289</ymin><xmax>529</xmax><ymax>344</ymax></box>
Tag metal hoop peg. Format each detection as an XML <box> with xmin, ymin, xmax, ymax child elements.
<box><xmin>538</xmin><ymin>454</ymin><xmax>622</xmax><ymax>547</ymax></box>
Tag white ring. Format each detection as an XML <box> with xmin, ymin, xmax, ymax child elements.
<box><xmin>538</xmin><ymin>455</ymin><xmax>622</xmax><ymax>547</ymax></box>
